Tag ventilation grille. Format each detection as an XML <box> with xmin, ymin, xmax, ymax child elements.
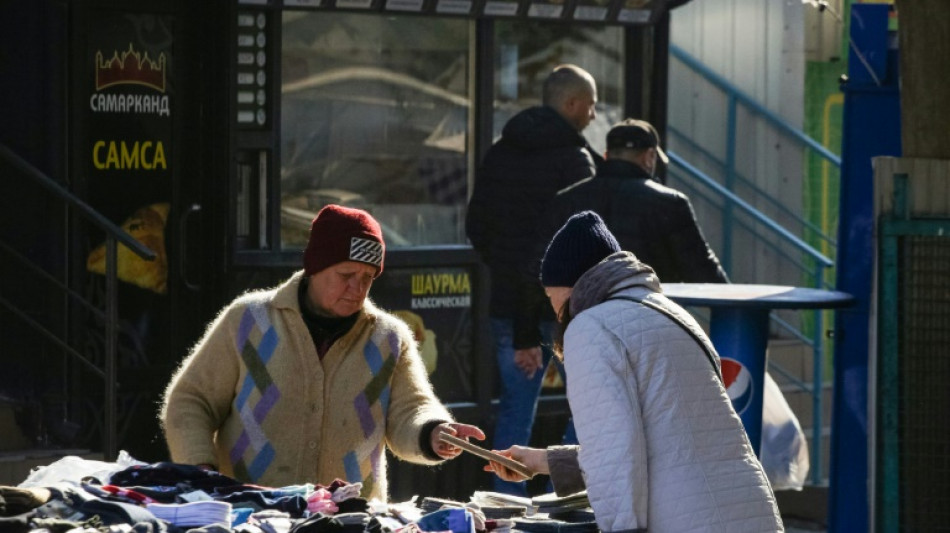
<box><xmin>896</xmin><ymin>235</ymin><xmax>950</xmax><ymax>530</ymax></box>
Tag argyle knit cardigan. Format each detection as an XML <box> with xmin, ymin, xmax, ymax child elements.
<box><xmin>161</xmin><ymin>271</ymin><xmax>452</xmax><ymax>500</ymax></box>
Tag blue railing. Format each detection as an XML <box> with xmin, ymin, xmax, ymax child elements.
<box><xmin>669</xmin><ymin>44</ymin><xmax>842</xmax><ymax>484</ymax></box>
<box><xmin>670</xmin><ymin>45</ymin><xmax>842</xmax><ymax>164</ymax></box>
<box><xmin>670</xmin><ymin>167</ymin><xmax>834</xmax><ymax>289</ymax></box>
<box><xmin>669</xmin><ymin>128</ymin><xmax>838</xmax><ymax>258</ymax></box>
<box><xmin>670</xmin><ymin>44</ymin><xmax>841</xmax><ymax>271</ymax></box>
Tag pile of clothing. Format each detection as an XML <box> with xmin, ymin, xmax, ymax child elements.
<box><xmin>0</xmin><ymin>454</ymin><xmax>592</xmax><ymax>533</ymax></box>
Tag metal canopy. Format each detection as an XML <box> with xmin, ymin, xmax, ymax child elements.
<box><xmin>277</xmin><ymin>0</ymin><xmax>694</xmax><ymax>26</ymax></box>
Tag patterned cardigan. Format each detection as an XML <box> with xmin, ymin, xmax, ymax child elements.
<box><xmin>161</xmin><ymin>271</ymin><xmax>452</xmax><ymax>501</ymax></box>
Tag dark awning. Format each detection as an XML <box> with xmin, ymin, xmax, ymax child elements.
<box><xmin>277</xmin><ymin>0</ymin><xmax>694</xmax><ymax>26</ymax></box>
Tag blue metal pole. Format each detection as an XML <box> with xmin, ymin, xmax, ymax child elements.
<box><xmin>830</xmin><ymin>4</ymin><xmax>901</xmax><ymax>531</ymax></box>
<box><xmin>811</xmin><ymin>263</ymin><xmax>825</xmax><ymax>485</ymax></box>
<box><xmin>722</xmin><ymin>95</ymin><xmax>737</xmax><ymax>273</ymax></box>
<box><xmin>722</xmin><ymin>95</ymin><xmax>736</xmax><ymax>272</ymax></box>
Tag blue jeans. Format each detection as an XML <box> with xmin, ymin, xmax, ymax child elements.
<box><xmin>491</xmin><ymin>318</ymin><xmax>577</xmax><ymax>496</ymax></box>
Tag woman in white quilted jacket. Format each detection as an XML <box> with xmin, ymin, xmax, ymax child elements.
<box><xmin>486</xmin><ymin>211</ymin><xmax>784</xmax><ymax>533</ymax></box>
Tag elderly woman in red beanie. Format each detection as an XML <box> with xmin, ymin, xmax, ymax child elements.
<box><xmin>162</xmin><ymin>204</ymin><xmax>484</xmax><ymax>500</ymax></box>
<box><xmin>485</xmin><ymin>211</ymin><xmax>783</xmax><ymax>532</ymax></box>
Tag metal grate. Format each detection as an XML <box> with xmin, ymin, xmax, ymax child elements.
<box><xmin>880</xmin><ymin>214</ymin><xmax>950</xmax><ymax>531</ymax></box>
<box><xmin>896</xmin><ymin>235</ymin><xmax>950</xmax><ymax>531</ymax></box>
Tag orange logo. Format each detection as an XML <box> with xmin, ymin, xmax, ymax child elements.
<box><xmin>95</xmin><ymin>43</ymin><xmax>166</xmax><ymax>93</ymax></box>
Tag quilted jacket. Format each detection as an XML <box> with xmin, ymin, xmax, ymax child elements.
<box><xmin>563</xmin><ymin>252</ymin><xmax>783</xmax><ymax>532</ymax></box>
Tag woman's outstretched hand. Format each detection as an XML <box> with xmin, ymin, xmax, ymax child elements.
<box><xmin>482</xmin><ymin>445</ymin><xmax>549</xmax><ymax>481</ymax></box>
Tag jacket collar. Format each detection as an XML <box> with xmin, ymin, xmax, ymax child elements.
<box><xmin>570</xmin><ymin>252</ymin><xmax>661</xmax><ymax>316</ymax></box>
<box><xmin>272</xmin><ymin>271</ymin><xmax>306</xmax><ymax>311</ymax></box>
<box><xmin>598</xmin><ymin>158</ymin><xmax>654</xmax><ymax>181</ymax></box>
<box><xmin>501</xmin><ymin>105</ymin><xmax>590</xmax><ymax>151</ymax></box>
<box><xmin>270</xmin><ymin>270</ymin><xmax>378</xmax><ymax>320</ymax></box>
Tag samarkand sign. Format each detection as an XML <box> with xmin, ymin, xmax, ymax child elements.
<box><xmin>85</xmin><ymin>14</ymin><xmax>175</xmax><ymax>224</ymax></box>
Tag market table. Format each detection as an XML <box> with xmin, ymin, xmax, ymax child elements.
<box><xmin>660</xmin><ymin>283</ymin><xmax>854</xmax><ymax>455</ymax></box>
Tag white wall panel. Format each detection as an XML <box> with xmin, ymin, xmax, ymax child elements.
<box><xmin>668</xmin><ymin>0</ymin><xmax>807</xmax><ymax>290</ymax></box>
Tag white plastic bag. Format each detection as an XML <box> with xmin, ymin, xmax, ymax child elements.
<box><xmin>759</xmin><ymin>372</ymin><xmax>810</xmax><ymax>490</ymax></box>
<box><xmin>18</xmin><ymin>449</ymin><xmax>147</xmax><ymax>488</ymax></box>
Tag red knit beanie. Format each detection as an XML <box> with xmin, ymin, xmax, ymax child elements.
<box><xmin>303</xmin><ymin>205</ymin><xmax>385</xmax><ymax>277</ymax></box>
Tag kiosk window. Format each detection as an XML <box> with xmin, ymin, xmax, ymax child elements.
<box><xmin>493</xmin><ymin>21</ymin><xmax>625</xmax><ymax>156</ymax></box>
<box><xmin>280</xmin><ymin>13</ymin><xmax>471</xmax><ymax>249</ymax></box>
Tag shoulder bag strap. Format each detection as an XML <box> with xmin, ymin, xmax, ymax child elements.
<box><xmin>608</xmin><ymin>295</ymin><xmax>724</xmax><ymax>384</ymax></box>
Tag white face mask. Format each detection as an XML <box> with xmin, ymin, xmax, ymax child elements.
<box><xmin>635</xmin><ymin>149</ymin><xmax>656</xmax><ymax>178</ymax></box>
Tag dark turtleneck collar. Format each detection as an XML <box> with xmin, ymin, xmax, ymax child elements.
<box><xmin>297</xmin><ymin>277</ymin><xmax>359</xmax><ymax>359</ymax></box>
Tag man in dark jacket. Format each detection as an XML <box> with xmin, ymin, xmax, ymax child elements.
<box><xmin>549</xmin><ymin>118</ymin><xmax>727</xmax><ymax>283</ymax></box>
<box><xmin>514</xmin><ymin>118</ymin><xmax>728</xmax><ymax>354</ymax></box>
<box><xmin>465</xmin><ymin>64</ymin><xmax>600</xmax><ymax>495</ymax></box>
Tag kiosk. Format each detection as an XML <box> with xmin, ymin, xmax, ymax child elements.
<box><xmin>0</xmin><ymin>0</ymin><xmax>693</xmax><ymax>500</ymax></box>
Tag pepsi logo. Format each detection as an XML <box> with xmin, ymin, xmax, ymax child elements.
<box><xmin>721</xmin><ymin>358</ymin><xmax>753</xmax><ymax>414</ymax></box>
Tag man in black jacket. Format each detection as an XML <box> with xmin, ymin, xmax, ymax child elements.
<box><xmin>514</xmin><ymin>119</ymin><xmax>728</xmax><ymax>357</ymax></box>
<box><xmin>465</xmin><ymin>64</ymin><xmax>600</xmax><ymax>495</ymax></box>
<box><xmin>550</xmin><ymin>118</ymin><xmax>727</xmax><ymax>283</ymax></box>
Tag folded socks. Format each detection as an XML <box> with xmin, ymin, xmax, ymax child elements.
<box><xmin>147</xmin><ymin>500</ymin><xmax>233</xmax><ymax>527</ymax></box>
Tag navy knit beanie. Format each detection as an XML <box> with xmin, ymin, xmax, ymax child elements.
<box><xmin>540</xmin><ymin>211</ymin><xmax>621</xmax><ymax>287</ymax></box>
